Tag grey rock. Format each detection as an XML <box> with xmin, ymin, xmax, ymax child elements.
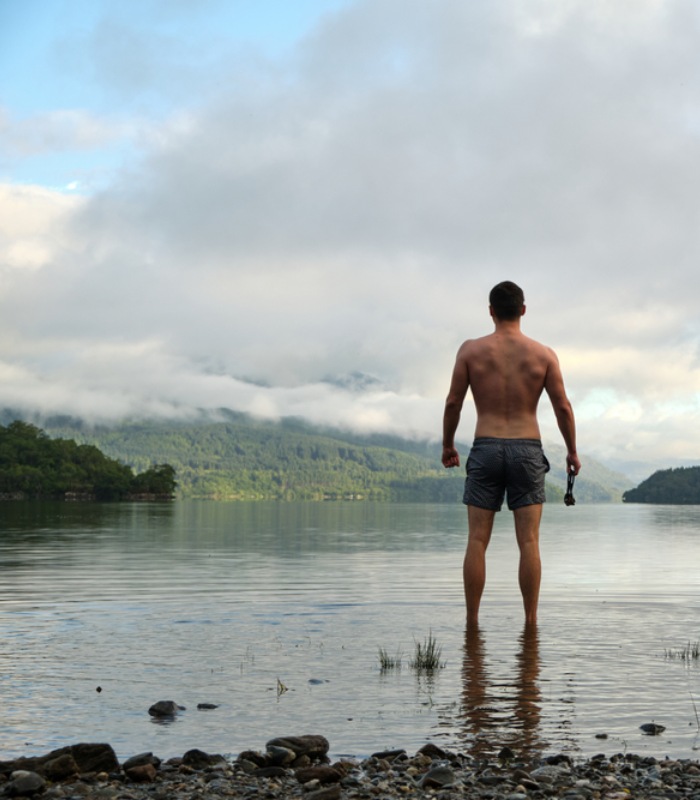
<box><xmin>42</xmin><ymin>753</ymin><xmax>78</xmax><ymax>781</ymax></box>
<box><xmin>295</xmin><ymin>765</ymin><xmax>343</xmax><ymax>785</ymax></box>
<box><xmin>6</xmin><ymin>770</ymin><xmax>45</xmax><ymax>796</ymax></box>
<box><xmin>254</xmin><ymin>766</ymin><xmax>289</xmax><ymax>778</ymax></box>
<box><xmin>148</xmin><ymin>700</ymin><xmax>185</xmax><ymax>717</ymax></box>
<box><xmin>266</xmin><ymin>735</ymin><xmax>329</xmax><ymax>760</ymax></box>
<box><xmin>181</xmin><ymin>749</ymin><xmax>225</xmax><ymax>769</ymax></box>
<box><xmin>266</xmin><ymin>746</ymin><xmax>296</xmax><ymax>767</ymax></box>
<box><xmin>370</xmin><ymin>748</ymin><xmax>407</xmax><ymax>761</ymax></box>
<box><xmin>0</xmin><ymin>744</ymin><xmax>118</xmax><ymax>778</ymax></box>
<box><xmin>236</xmin><ymin>750</ymin><xmax>268</xmax><ymax>768</ymax></box>
<box><xmin>640</xmin><ymin>722</ymin><xmax>666</xmax><ymax>735</ymax></box>
<box><xmin>417</xmin><ymin>743</ymin><xmax>448</xmax><ymax>760</ymax></box>
<box><xmin>420</xmin><ymin>765</ymin><xmax>456</xmax><ymax>788</ymax></box>
<box><xmin>306</xmin><ymin>785</ymin><xmax>341</xmax><ymax>800</ymax></box>
<box><xmin>531</xmin><ymin>764</ymin><xmax>571</xmax><ymax>783</ymax></box>
<box><xmin>122</xmin><ymin>753</ymin><xmax>161</xmax><ymax>771</ymax></box>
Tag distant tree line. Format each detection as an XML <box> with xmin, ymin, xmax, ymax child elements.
<box><xmin>623</xmin><ymin>466</ymin><xmax>700</xmax><ymax>504</ymax></box>
<box><xmin>0</xmin><ymin>421</ymin><xmax>176</xmax><ymax>501</ymax></box>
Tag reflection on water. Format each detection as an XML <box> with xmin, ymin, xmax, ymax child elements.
<box><xmin>460</xmin><ymin>625</ymin><xmax>544</xmax><ymax>764</ymax></box>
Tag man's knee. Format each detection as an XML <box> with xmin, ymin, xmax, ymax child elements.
<box><xmin>513</xmin><ymin>504</ymin><xmax>543</xmax><ymax>546</ymax></box>
<box><xmin>467</xmin><ymin>505</ymin><xmax>496</xmax><ymax>546</ymax></box>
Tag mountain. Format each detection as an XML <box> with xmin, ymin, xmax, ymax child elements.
<box><xmin>0</xmin><ymin>409</ymin><xmax>632</xmax><ymax>502</ymax></box>
<box><xmin>623</xmin><ymin>465</ymin><xmax>700</xmax><ymax>504</ymax></box>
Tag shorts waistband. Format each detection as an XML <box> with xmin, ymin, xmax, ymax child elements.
<box><xmin>473</xmin><ymin>437</ymin><xmax>542</xmax><ymax>446</ymax></box>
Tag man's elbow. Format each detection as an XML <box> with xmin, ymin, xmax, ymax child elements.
<box><xmin>554</xmin><ymin>401</ymin><xmax>575</xmax><ymax>424</ymax></box>
<box><xmin>444</xmin><ymin>395</ymin><xmax>464</xmax><ymax>414</ymax></box>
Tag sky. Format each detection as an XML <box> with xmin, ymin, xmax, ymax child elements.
<box><xmin>2</xmin><ymin>0</ymin><xmax>700</xmax><ymax>479</ymax></box>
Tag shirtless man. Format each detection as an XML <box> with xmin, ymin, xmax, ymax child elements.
<box><xmin>442</xmin><ymin>281</ymin><xmax>580</xmax><ymax>626</ymax></box>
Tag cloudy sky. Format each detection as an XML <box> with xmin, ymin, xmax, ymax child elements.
<box><xmin>2</xmin><ymin>0</ymin><xmax>700</xmax><ymax>478</ymax></box>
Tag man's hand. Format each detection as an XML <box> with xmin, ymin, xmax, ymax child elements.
<box><xmin>567</xmin><ymin>453</ymin><xmax>581</xmax><ymax>475</ymax></box>
<box><xmin>442</xmin><ymin>446</ymin><xmax>460</xmax><ymax>468</ymax></box>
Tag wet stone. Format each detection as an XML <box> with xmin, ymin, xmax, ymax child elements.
<box><xmin>10</xmin><ymin>739</ymin><xmax>700</xmax><ymax>800</ymax></box>
<box><xmin>420</xmin><ymin>764</ymin><xmax>456</xmax><ymax>788</ymax></box>
<box><xmin>6</xmin><ymin>770</ymin><xmax>46</xmax><ymax>797</ymax></box>
<box><xmin>147</xmin><ymin>700</ymin><xmax>185</xmax><ymax>717</ymax></box>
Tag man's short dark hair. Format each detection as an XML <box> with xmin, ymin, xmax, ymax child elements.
<box><xmin>489</xmin><ymin>281</ymin><xmax>525</xmax><ymax>321</ymax></box>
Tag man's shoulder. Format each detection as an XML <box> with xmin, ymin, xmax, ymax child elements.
<box><xmin>522</xmin><ymin>333</ymin><xmax>557</xmax><ymax>358</ymax></box>
<box><xmin>458</xmin><ymin>333</ymin><xmax>495</xmax><ymax>351</ymax></box>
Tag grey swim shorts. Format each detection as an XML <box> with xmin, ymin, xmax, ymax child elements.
<box><xmin>463</xmin><ymin>437</ymin><xmax>550</xmax><ymax>511</ymax></box>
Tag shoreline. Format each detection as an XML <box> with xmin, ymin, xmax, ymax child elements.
<box><xmin>2</xmin><ymin>737</ymin><xmax>700</xmax><ymax>799</ymax></box>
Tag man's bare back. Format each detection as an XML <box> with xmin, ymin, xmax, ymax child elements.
<box><xmin>442</xmin><ymin>320</ymin><xmax>578</xmax><ymax>472</ymax></box>
<box><xmin>441</xmin><ymin>281</ymin><xmax>580</xmax><ymax>626</ymax></box>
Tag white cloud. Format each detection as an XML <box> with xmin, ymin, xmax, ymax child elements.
<box><xmin>2</xmin><ymin>0</ymin><xmax>700</xmax><ymax>476</ymax></box>
<box><xmin>0</xmin><ymin>184</ymin><xmax>82</xmax><ymax>271</ymax></box>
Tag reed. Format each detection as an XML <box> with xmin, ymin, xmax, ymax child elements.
<box><xmin>378</xmin><ymin>647</ymin><xmax>403</xmax><ymax>671</ymax></box>
<box><xmin>409</xmin><ymin>632</ymin><xmax>445</xmax><ymax>672</ymax></box>
<box><xmin>664</xmin><ymin>641</ymin><xmax>700</xmax><ymax>661</ymax></box>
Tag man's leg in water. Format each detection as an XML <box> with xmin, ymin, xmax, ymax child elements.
<box><xmin>464</xmin><ymin>505</ymin><xmax>496</xmax><ymax>626</ymax></box>
<box><xmin>513</xmin><ymin>504</ymin><xmax>543</xmax><ymax>625</ymax></box>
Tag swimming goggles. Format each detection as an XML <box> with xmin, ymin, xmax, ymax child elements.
<box><xmin>564</xmin><ymin>469</ymin><xmax>576</xmax><ymax>506</ymax></box>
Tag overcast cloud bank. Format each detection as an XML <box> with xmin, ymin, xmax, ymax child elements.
<box><xmin>2</xmin><ymin>0</ymin><xmax>700</xmax><ymax>477</ymax></box>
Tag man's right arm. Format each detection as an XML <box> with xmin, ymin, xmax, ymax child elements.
<box><xmin>544</xmin><ymin>348</ymin><xmax>581</xmax><ymax>475</ymax></box>
<box><xmin>442</xmin><ymin>344</ymin><xmax>470</xmax><ymax>468</ymax></box>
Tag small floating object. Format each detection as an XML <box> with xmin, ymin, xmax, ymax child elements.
<box><xmin>595</xmin><ymin>733</ymin><xmax>608</xmax><ymax>739</ymax></box>
<box><xmin>197</xmin><ymin>703</ymin><xmax>219</xmax><ymax>710</ymax></box>
<box><xmin>640</xmin><ymin>722</ymin><xmax>666</xmax><ymax>735</ymax></box>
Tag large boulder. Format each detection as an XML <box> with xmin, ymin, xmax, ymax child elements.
<box><xmin>0</xmin><ymin>743</ymin><xmax>119</xmax><ymax>778</ymax></box>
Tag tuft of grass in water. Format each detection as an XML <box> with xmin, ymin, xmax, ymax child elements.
<box><xmin>664</xmin><ymin>642</ymin><xmax>700</xmax><ymax>661</ymax></box>
<box><xmin>409</xmin><ymin>632</ymin><xmax>446</xmax><ymax>672</ymax></box>
<box><xmin>378</xmin><ymin>647</ymin><xmax>403</xmax><ymax>671</ymax></box>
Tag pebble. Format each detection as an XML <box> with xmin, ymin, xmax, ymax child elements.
<box><xmin>4</xmin><ymin>737</ymin><xmax>700</xmax><ymax>800</ymax></box>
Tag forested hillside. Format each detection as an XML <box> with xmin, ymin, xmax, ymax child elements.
<box><xmin>16</xmin><ymin>410</ymin><xmax>631</xmax><ymax>502</ymax></box>
<box><xmin>623</xmin><ymin>466</ymin><xmax>700</xmax><ymax>504</ymax></box>
<box><xmin>0</xmin><ymin>421</ymin><xmax>176</xmax><ymax>500</ymax></box>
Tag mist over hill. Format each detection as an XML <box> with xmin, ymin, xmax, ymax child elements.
<box><xmin>0</xmin><ymin>408</ymin><xmax>632</xmax><ymax>503</ymax></box>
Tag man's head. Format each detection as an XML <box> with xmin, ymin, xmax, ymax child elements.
<box><xmin>489</xmin><ymin>281</ymin><xmax>525</xmax><ymax>321</ymax></box>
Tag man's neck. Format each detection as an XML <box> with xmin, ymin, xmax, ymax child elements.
<box><xmin>493</xmin><ymin>318</ymin><xmax>522</xmax><ymax>334</ymax></box>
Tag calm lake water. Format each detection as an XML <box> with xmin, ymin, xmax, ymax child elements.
<box><xmin>1</xmin><ymin>500</ymin><xmax>699</xmax><ymax>765</ymax></box>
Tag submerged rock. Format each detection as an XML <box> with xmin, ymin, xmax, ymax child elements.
<box><xmin>640</xmin><ymin>722</ymin><xmax>666</xmax><ymax>735</ymax></box>
<box><xmin>148</xmin><ymin>700</ymin><xmax>185</xmax><ymax>717</ymax></box>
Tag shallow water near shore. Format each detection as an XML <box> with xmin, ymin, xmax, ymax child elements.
<box><xmin>1</xmin><ymin>500</ymin><xmax>699</xmax><ymax>764</ymax></box>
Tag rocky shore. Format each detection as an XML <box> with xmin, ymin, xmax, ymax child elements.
<box><xmin>2</xmin><ymin>735</ymin><xmax>700</xmax><ymax>799</ymax></box>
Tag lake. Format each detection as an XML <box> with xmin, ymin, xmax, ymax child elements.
<box><xmin>1</xmin><ymin>500</ymin><xmax>699</xmax><ymax>765</ymax></box>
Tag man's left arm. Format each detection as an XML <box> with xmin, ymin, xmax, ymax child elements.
<box><xmin>544</xmin><ymin>349</ymin><xmax>581</xmax><ymax>475</ymax></box>
<box><xmin>442</xmin><ymin>346</ymin><xmax>469</xmax><ymax>468</ymax></box>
